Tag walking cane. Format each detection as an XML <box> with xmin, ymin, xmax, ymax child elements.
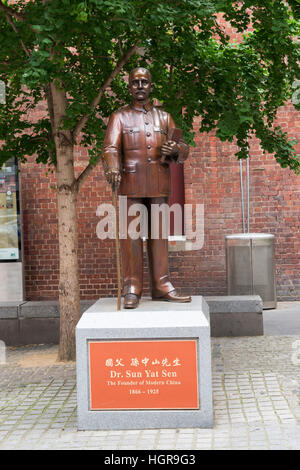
<box><xmin>112</xmin><ymin>181</ymin><xmax>122</xmax><ymax>310</ymax></box>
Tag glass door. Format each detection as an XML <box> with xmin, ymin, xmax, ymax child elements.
<box><xmin>0</xmin><ymin>157</ymin><xmax>21</xmax><ymax>262</ymax></box>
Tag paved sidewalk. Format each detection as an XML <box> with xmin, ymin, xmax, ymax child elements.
<box><xmin>0</xmin><ymin>333</ymin><xmax>299</xmax><ymax>450</ymax></box>
<box><xmin>263</xmin><ymin>301</ymin><xmax>300</xmax><ymax>335</ymax></box>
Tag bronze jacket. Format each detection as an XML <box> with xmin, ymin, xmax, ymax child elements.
<box><xmin>101</xmin><ymin>102</ymin><xmax>189</xmax><ymax>197</ymax></box>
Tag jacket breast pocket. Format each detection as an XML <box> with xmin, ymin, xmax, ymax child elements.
<box><xmin>158</xmin><ymin>163</ymin><xmax>171</xmax><ymax>195</ymax></box>
<box><xmin>154</xmin><ymin>127</ymin><xmax>167</xmax><ymax>148</ymax></box>
<box><xmin>122</xmin><ymin>127</ymin><xmax>141</xmax><ymax>150</ymax></box>
<box><xmin>120</xmin><ymin>163</ymin><xmax>137</xmax><ymax>195</ymax></box>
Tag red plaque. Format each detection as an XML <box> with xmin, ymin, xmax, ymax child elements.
<box><xmin>88</xmin><ymin>339</ymin><xmax>199</xmax><ymax>410</ymax></box>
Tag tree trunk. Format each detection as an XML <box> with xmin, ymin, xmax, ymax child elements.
<box><xmin>56</xmin><ymin>148</ymin><xmax>81</xmax><ymax>361</ymax></box>
<box><xmin>50</xmin><ymin>81</ymin><xmax>81</xmax><ymax>361</ymax></box>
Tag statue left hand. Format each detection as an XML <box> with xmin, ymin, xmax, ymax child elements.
<box><xmin>161</xmin><ymin>140</ymin><xmax>178</xmax><ymax>162</ymax></box>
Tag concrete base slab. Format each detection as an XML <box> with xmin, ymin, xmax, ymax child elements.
<box><xmin>206</xmin><ymin>295</ymin><xmax>264</xmax><ymax>336</ymax></box>
<box><xmin>0</xmin><ymin>300</ymin><xmax>94</xmax><ymax>345</ymax></box>
<box><xmin>76</xmin><ymin>296</ymin><xmax>213</xmax><ymax>430</ymax></box>
<box><xmin>0</xmin><ymin>296</ymin><xmax>264</xmax><ymax>346</ymax></box>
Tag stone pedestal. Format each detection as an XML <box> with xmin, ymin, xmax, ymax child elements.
<box><xmin>76</xmin><ymin>296</ymin><xmax>213</xmax><ymax>430</ymax></box>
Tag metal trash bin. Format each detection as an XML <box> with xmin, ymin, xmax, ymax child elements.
<box><xmin>225</xmin><ymin>233</ymin><xmax>277</xmax><ymax>309</ymax></box>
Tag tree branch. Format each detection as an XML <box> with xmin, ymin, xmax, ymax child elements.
<box><xmin>31</xmin><ymin>135</ymin><xmax>50</xmax><ymax>143</ymax></box>
<box><xmin>44</xmin><ymin>83</ymin><xmax>55</xmax><ymax>131</ymax></box>
<box><xmin>177</xmin><ymin>77</ymin><xmax>198</xmax><ymax>99</ymax></box>
<box><xmin>0</xmin><ymin>1</ymin><xmax>25</xmax><ymax>22</ymax></box>
<box><xmin>118</xmin><ymin>38</ymin><xmax>124</xmax><ymax>56</ymax></box>
<box><xmin>168</xmin><ymin>64</ymin><xmax>174</xmax><ymax>86</ymax></box>
<box><xmin>72</xmin><ymin>43</ymin><xmax>139</xmax><ymax>140</ymax></box>
<box><xmin>0</xmin><ymin>1</ymin><xmax>42</xmax><ymax>34</ymax></box>
<box><xmin>75</xmin><ymin>160</ymin><xmax>96</xmax><ymax>191</ymax></box>
<box><xmin>5</xmin><ymin>13</ymin><xmax>31</xmax><ymax>57</ymax></box>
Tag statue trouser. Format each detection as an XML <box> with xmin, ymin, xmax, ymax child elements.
<box><xmin>121</xmin><ymin>197</ymin><xmax>174</xmax><ymax>299</ymax></box>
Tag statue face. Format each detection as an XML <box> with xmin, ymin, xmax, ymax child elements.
<box><xmin>129</xmin><ymin>69</ymin><xmax>153</xmax><ymax>102</ymax></box>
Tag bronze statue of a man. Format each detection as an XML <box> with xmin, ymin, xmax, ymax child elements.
<box><xmin>102</xmin><ymin>67</ymin><xmax>191</xmax><ymax>308</ymax></box>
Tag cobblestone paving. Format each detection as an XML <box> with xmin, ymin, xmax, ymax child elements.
<box><xmin>0</xmin><ymin>337</ymin><xmax>299</xmax><ymax>450</ymax></box>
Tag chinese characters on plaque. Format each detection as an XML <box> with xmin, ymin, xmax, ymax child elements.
<box><xmin>105</xmin><ymin>356</ymin><xmax>182</xmax><ymax>368</ymax></box>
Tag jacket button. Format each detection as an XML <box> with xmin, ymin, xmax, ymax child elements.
<box><xmin>148</xmin><ymin>157</ymin><xmax>152</xmax><ymax>162</ymax></box>
<box><xmin>145</xmin><ymin>122</ymin><xmax>149</xmax><ymax>125</ymax></box>
<box><xmin>147</xmin><ymin>145</ymin><xmax>151</xmax><ymax>149</ymax></box>
<box><xmin>147</xmin><ymin>132</ymin><xmax>151</xmax><ymax>137</ymax></box>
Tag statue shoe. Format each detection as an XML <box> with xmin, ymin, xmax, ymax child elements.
<box><xmin>153</xmin><ymin>289</ymin><xmax>191</xmax><ymax>303</ymax></box>
<box><xmin>124</xmin><ymin>293</ymin><xmax>139</xmax><ymax>309</ymax></box>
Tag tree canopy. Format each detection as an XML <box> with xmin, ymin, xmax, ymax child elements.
<box><xmin>0</xmin><ymin>0</ymin><xmax>299</xmax><ymax>174</ymax></box>
<box><xmin>0</xmin><ymin>0</ymin><xmax>299</xmax><ymax>360</ymax></box>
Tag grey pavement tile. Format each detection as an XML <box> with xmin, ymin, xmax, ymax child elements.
<box><xmin>0</xmin><ymin>338</ymin><xmax>299</xmax><ymax>450</ymax></box>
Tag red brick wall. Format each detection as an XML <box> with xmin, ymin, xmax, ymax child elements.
<box><xmin>181</xmin><ymin>102</ymin><xmax>300</xmax><ymax>301</ymax></box>
<box><xmin>20</xmin><ymin>101</ymin><xmax>300</xmax><ymax>301</ymax></box>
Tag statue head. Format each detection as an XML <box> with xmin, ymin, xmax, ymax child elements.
<box><xmin>129</xmin><ymin>67</ymin><xmax>153</xmax><ymax>103</ymax></box>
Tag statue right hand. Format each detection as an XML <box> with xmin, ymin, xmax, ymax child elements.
<box><xmin>105</xmin><ymin>168</ymin><xmax>121</xmax><ymax>188</ymax></box>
